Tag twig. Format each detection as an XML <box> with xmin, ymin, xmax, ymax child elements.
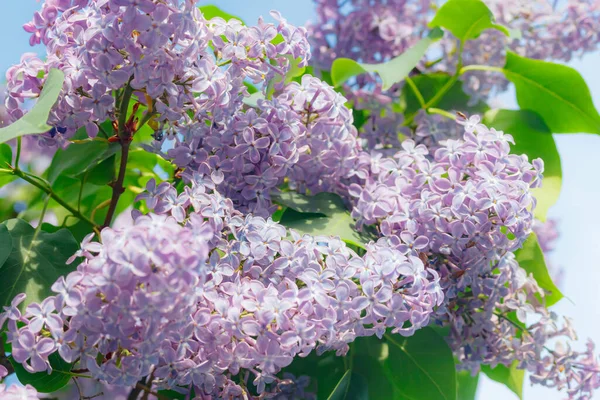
<box><xmin>10</xmin><ymin>168</ymin><xmax>100</xmax><ymax>233</ymax></box>
<box><xmin>102</xmin><ymin>140</ymin><xmax>130</xmax><ymax>228</ymax></box>
<box><xmin>103</xmin><ymin>82</ymin><xmax>134</xmax><ymax>228</ymax></box>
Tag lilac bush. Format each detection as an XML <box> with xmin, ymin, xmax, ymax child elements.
<box><xmin>0</xmin><ymin>0</ymin><xmax>599</xmax><ymax>399</ymax></box>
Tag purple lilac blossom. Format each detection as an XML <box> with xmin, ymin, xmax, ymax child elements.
<box><xmin>3</xmin><ymin>175</ymin><xmax>441</xmax><ymax>398</ymax></box>
<box><xmin>6</xmin><ymin>0</ymin><xmax>310</xmax><ymax>149</ymax></box>
<box><xmin>308</xmin><ymin>0</ymin><xmax>600</xmax><ymax>101</ymax></box>
<box><xmin>0</xmin><ymin>383</ymin><xmax>40</xmax><ymax>399</ymax></box>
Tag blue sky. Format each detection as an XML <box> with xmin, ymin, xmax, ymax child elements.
<box><xmin>3</xmin><ymin>2</ymin><xmax>600</xmax><ymax>400</ymax></box>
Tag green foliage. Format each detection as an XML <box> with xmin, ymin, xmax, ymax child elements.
<box><xmin>0</xmin><ymin>69</ymin><xmax>65</xmax><ymax>144</ymax></box>
<box><xmin>483</xmin><ymin>109</ymin><xmax>562</xmax><ymax>220</ymax></box>
<box><xmin>86</xmin><ymin>154</ymin><xmax>116</xmax><ymax>186</ymax></box>
<box><xmin>274</xmin><ymin>192</ymin><xmax>375</xmax><ymax>249</ymax></box>
<box><xmin>47</xmin><ymin>138</ymin><xmax>119</xmax><ymax>184</ymax></box>
<box><xmin>481</xmin><ymin>362</ymin><xmax>525</xmax><ymax>400</ymax></box>
<box><xmin>0</xmin><ymin>224</ymin><xmax>11</xmax><ymax>267</ymax></box>
<box><xmin>503</xmin><ymin>51</ymin><xmax>600</xmax><ymax>134</ymax></box>
<box><xmin>327</xmin><ymin>370</ymin><xmax>369</xmax><ymax>400</ymax></box>
<box><xmin>401</xmin><ymin>73</ymin><xmax>488</xmax><ymax>116</ymax></box>
<box><xmin>351</xmin><ymin>338</ymin><xmax>396</xmax><ymax>399</ymax></box>
<box><xmin>9</xmin><ymin>353</ymin><xmax>75</xmax><ymax>393</ymax></box>
<box><xmin>0</xmin><ymin>143</ymin><xmax>16</xmax><ymax>187</ymax></box>
<box><xmin>429</xmin><ymin>0</ymin><xmax>509</xmax><ymax>41</ymax></box>
<box><xmin>283</xmin><ymin>349</ymin><xmax>347</xmax><ymax>399</ymax></box>
<box><xmin>384</xmin><ymin>328</ymin><xmax>457</xmax><ymax>400</ymax></box>
<box><xmin>457</xmin><ymin>370</ymin><xmax>479</xmax><ymax>400</ymax></box>
<box><xmin>515</xmin><ymin>233</ymin><xmax>563</xmax><ymax>306</ymax></box>
<box><xmin>282</xmin><ymin>331</ymin><xmax>457</xmax><ymax>400</ymax></box>
<box><xmin>0</xmin><ymin>219</ymin><xmax>79</xmax><ymax>310</ymax></box>
<box><xmin>157</xmin><ymin>390</ymin><xmax>188</xmax><ymax>399</ymax></box>
<box><xmin>331</xmin><ymin>28</ymin><xmax>443</xmax><ymax>89</ymax></box>
<box><xmin>198</xmin><ymin>5</ymin><xmax>245</xmax><ymax>23</ymax></box>
<box><xmin>40</xmin><ymin>220</ymin><xmax>94</xmax><ymax>245</ymax></box>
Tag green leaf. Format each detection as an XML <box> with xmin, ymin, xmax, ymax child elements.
<box><xmin>0</xmin><ymin>219</ymin><xmax>79</xmax><ymax>310</ymax></box>
<box><xmin>326</xmin><ymin>366</ymin><xmax>369</xmax><ymax>400</ymax></box>
<box><xmin>429</xmin><ymin>0</ymin><xmax>509</xmax><ymax>41</ymax></box>
<box><xmin>157</xmin><ymin>390</ymin><xmax>187</xmax><ymax>399</ymax></box>
<box><xmin>41</xmin><ymin>220</ymin><xmax>94</xmax><ymax>245</ymax></box>
<box><xmin>10</xmin><ymin>352</ymin><xmax>75</xmax><ymax>393</ymax></box>
<box><xmin>351</xmin><ymin>338</ymin><xmax>396</xmax><ymax>399</ymax></box>
<box><xmin>384</xmin><ymin>328</ymin><xmax>457</xmax><ymax>400</ymax></box>
<box><xmin>0</xmin><ymin>143</ymin><xmax>16</xmax><ymax>187</ymax></box>
<box><xmin>0</xmin><ymin>69</ymin><xmax>65</xmax><ymax>144</ymax></box>
<box><xmin>274</xmin><ymin>192</ymin><xmax>375</xmax><ymax>249</ymax></box>
<box><xmin>401</xmin><ymin>73</ymin><xmax>488</xmax><ymax>116</ymax></box>
<box><xmin>503</xmin><ymin>51</ymin><xmax>600</xmax><ymax>134</ymax></box>
<box><xmin>198</xmin><ymin>5</ymin><xmax>244</xmax><ymax>23</ymax></box>
<box><xmin>457</xmin><ymin>370</ymin><xmax>479</xmax><ymax>400</ymax></box>
<box><xmin>515</xmin><ymin>233</ymin><xmax>563</xmax><ymax>306</ymax></box>
<box><xmin>481</xmin><ymin>362</ymin><xmax>524</xmax><ymax>400</ymax></box>
<box><xmin>243</xmin><ymin>91</ymin><xmax>265</xmax><ymax>108</ymax></box>
<box><xmin>0</xmin><ymin>143</ymin><xmax>12</xmax><ymax>167</ymax></box>
<box><xmin>0</xmin><ymin>224</ymin><xmax>12</xmax><ymax>267</ymax></box>
<box><xmin>331</xmin><ymin>28</ymin><xmax>443</xmax><ymax>89</ymax></box>
<box><xmin>283</xmin><ymin>350</ymin><xmax>347</xmax><ymax>399</ymax></box>
<box><xmin>281</xmin><ymin>336</ymin><xmax>395</xmax><ymax>400</ymax></box>
<box><xmin>47</xmin><ymin>139</ymin><xmax>119</xmax><ymax>184</ymax></box>
<box><xmin>328</xmin><ymin>369</ymin><xmax>352</xmax><ymax>400</ymax></box>
<box><xmin>86</xmin><ymin>154</ymin><xmax>116</xmax><ymax>186</ymax></box>
<box><xmin>483</xmin><ymin>109</ymin><xmax>562</xmax><ymax>220</ymax></box>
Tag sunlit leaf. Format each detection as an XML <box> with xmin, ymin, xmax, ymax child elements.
<box><xmin>274</xmin><ymin>192</ymin><xmax>375</xmax><ymax>249</ymax></box>
<box><xmin>429</xmin><ymin>0</ymin><xmax>509</xmax><ymax>41</ymax></box>
<box><xmin>481</xmin><ymin>362</ymin><xmax>524</xmax><ymax>400</ymax></box>
<box><xmin>331</xmin><ymin>28</ymin><xmax>443</xmax><ymax>89</ymax></box>
<box><xmin>0</xmin><ymin>69</ymin><xmax>65</xmax><ymax>144</ymax></box>
<box><xmin>503</xmin><ymin>51</ymin><xmax>600</xmax><ymax>134</ymax></box>
<box><xmin>515</xmin><ymin>233</ymin><xmax>563</xmax><ymax>306</ymax></box>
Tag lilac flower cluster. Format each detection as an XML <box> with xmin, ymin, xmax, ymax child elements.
<box><xmin>0</xmin><ymin>365</ymin><xmax>40</xmax><ymax>400</ymax></box>
<box><xmin>308</xmin><ymin>0</ymin><xmax>600</xmax><ymax>102</ymax></box>
<box><xmin>282</xmin><ymin>75</ymin><xmax>363</xmax><ymax>195</ymax></box>
<box><xmin>349</xmin><ymin>115</ymin><xmax>542</xmax><ymax>289</ymax></box>
<box><xmin>6</xmin><ymin>0</ymin><xmax>310</xmax><ymax>146</ymax></box>
<box><xmin>164</xmin><ymin>74</ymin><xmax>362</xmax><ymax>216</ymax></box>
<box><xmin>444</xmin><ymin>252</ymin><xmax>600</xmax><ymax>399</ymax></box>
<box><xmin>452</xmin><ymin>0</ymin><xmax>600</xmax><ymax>100</ymax></box>
<box><xmin>0</xmin><ymin>382</ymin><xmax>39</xmax><ymax>400</ymax></box>
<box><xmin>3</xmin><ymin>214</ymin><xmax>211</xmax><ymax>386</ymax></box>
<box><xmin>0</xmin><ymin>364</ymin><xmax>39</xmax><ymax>399</ymax></box>
<box><xmin>3</xmin><ymin>176</ymin><xmax>442</xmax><ymax>397</ymax></box>
<box><xmin>345</xmin><ymin>115</ymin><xmax>600</xmax><ymax>399</ymax></box>
<box><xmin>307</xmin><ymin>0</ymin><xmax>431</xmax><ymax>71</ymax></box>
